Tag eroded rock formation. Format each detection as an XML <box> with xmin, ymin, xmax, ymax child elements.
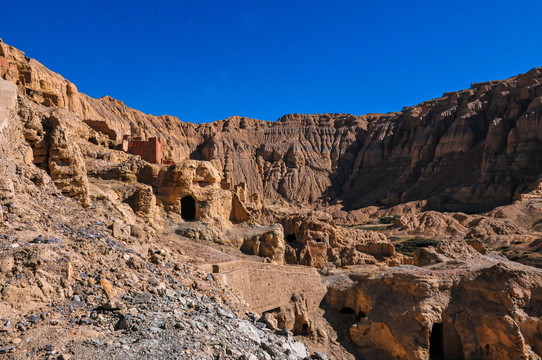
<box><xmin>325</xmin><ymin>242</ymin><xmax>542</xmax><ymax>360</ymax></box>
<box><xmin>4</xmin><ymin>37</ymin><xmax>542</xmax><ymax>360</ymax></box>
<box><xmin>5</xmin><ymin>37</ymin><xmax>542</xmax><ymax>213</ymax></box>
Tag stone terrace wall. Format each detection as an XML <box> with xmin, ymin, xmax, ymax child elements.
<box><xmin>212</xmin><ymin>260</ymin><xmax>326</xmax><ymax>314</ymax></box>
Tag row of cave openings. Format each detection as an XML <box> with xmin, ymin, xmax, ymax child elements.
<box><xmin>179</xmin><ymin>197</ymin><xmax>298</xmax><ymax>245</ymax></box>
<box><xmin>178</xmin><ymin>194</ymin><xmax>301</xmax><ymax>245</ymax></box>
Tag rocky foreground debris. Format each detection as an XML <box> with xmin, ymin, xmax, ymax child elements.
<box><xmin>70</xmin><ymin>289</ymin><xmax>309</xmax><ymax>360</ymax></box>
<box><xmin>0</xmin><ymin>220</ymin><xmax>318</xmax><ymax>360</ymax></box>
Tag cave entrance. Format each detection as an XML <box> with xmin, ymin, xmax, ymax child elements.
<box><xmin>286</xmin><ymin>234</ymin><xmax>296</xmax><ymax>243</ymax></box>
<box><xmin>429</xmin><ymin>322</ymin><xmax>444</xmax><ymax>359</ymax></box>
<box><xmin>181</xmin><ymin>196</ymin><xmax>196</xmax><ymax>221</ymax></box>
<box><xmin>340</xmin><ymin>307</ymin><xmax>366</xmax><ymax>321</ymax></box>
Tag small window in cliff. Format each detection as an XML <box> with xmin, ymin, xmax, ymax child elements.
<box><xmin>340</xmin><ymin>307</ymin><xmax>367</xmax><ymax>320</ymax></box>
<box><xmin>88</xmin><ymin>136</ymin><xmax>99</xmax><ymax>145</ymax></box>
<box><xmin>340</xmin><ymin>307</ymin><xmax>355</xmax><ymax>314</ymax></box>
<box><xmin>181</xmin><ymin>196</ymin><xmax>196</xmax><ymax>221</ymax></box>
<box><xmin>429</xmin><ymin>322</ymin><xmax>444</xmax><ymax>359</ymax></box>
<box><xmin>286</xmin><ymin>234</ymin><xmax>296</xmax><ymax>243</ymax></box>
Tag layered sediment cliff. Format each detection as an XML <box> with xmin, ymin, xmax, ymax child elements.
<box><xmin>4</xmin><ymin>38</ymin><xmax>542</xmax><ymax>212</ymax></box>
<box><xmin>4</xmin><ymin>37</ymin><xmax>542</xmax><ymax>360</ymax></box>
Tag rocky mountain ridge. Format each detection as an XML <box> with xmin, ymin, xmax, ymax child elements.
<box><xmin>3</xmin><ymin>37</ymin><xmax>542</xmax><ymax>360</ymax></box>
<box><xmin>4</xmin><ymin>38</ymin><xmax>542</xmax><ymax>212</ymax></box>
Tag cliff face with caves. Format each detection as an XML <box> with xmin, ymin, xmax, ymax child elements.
<box><xmin>3</xmin><ymin>38</ymin><xmax>542</xmax><ymax>212</ymax></box>
<box><xmin>5</xmin><ymin>38</ymin><xmax>542</xmax><ymax>360</ymax></box>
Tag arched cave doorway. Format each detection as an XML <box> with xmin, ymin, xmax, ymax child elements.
<box><xmin>286</xmin><ymin>234</ymin><xmax>296</xmax><ymax>243</ymax></box>
<box><xmin>429</xmin><ymin>322</ymin><xmax>444</xmax><ymax>359</ymax></box>
<box><xmin>181</xmin><ymin>195</ymin><xmax>196</xmax><ymax>221</ymax></box>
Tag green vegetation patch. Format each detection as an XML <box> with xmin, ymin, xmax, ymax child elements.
<box><xmin>395</xmin><ymin>237</ymin><xmax>439</xmax><ymax>256</ymax></box>
<box><xmin>362</xmin><ymin>225</ymin><xmax>388</xmax><ymax>231</ymax></box>
<box><xmin>378</xmin><ymin>215</ymin><xmax>400</xmax><ymax>224</ymax></box>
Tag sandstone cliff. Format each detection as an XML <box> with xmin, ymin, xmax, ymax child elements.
<box><xmin>4</xmin><ymin>38</ymin><xmax>542</xmax><ymax>212</ymax></box>
<box><xmin>4</xmin><ymin>37</ymin><xmax>542</xmax><ymax>360</ymax></box>
<box><xmin>325</xmin><ymin>242</ymin><xmax>542</xmax><ymax>360</ymax></box>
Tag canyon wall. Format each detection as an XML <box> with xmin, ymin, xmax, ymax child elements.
<box><xmin>2</xmin><ymin>38</ymin><xmax>542</xmax><ymax>212</ymax></box>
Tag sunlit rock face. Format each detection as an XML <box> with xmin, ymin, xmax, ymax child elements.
<box><xmin>155</xmin><ymin>160</ymin><xmax>232</xmax><ymax>222</ymax></box>
<box><xmin>6</xmin><ymin>36</ymin><xmax>542</xmax><ymax>360</ymax></box>
<box><xmin>326</xmin><ymin>242</ymin><xmax>542</xmax><ymax>360</ymax></box>
<box><xmin>4</xmin><ymin>36</ymin><xmax>542</xmax><ymax>213</ymax></box>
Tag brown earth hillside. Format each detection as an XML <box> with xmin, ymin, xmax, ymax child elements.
<box><xmin>3</xmin><ymin>38</ymin><xmax>542</xmax><ymax>212</ymax></box>
<box><xmin>4</xmin><ymin>37</ymin><xmax>542</xmax><ymax>360</ymax></box>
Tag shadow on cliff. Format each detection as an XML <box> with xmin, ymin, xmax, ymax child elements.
<box><xmin>321</xmin><ymin>128</ymin><xmax>367</xmax><ymax>206</ymax></box>
<box><xmin>324</xmin><ymin>129</ymin><xmax>540</xmax><ymax>215</ymax></box>
<box><xmin>320</xmin><ymin>304</ymin><xmax>364</xmax><ymax>359</ymax></box>
<box><xmin>320</xmin><ymin>72</ymin><xmax>542</xmax><ymax>215</ymax></box>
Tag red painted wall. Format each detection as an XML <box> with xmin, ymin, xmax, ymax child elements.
<box><xmin>127</xmin><ymin>137</ymin><xmax>163</xmax><ymax>164</ymax></box>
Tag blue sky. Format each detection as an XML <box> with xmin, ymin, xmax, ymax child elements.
<box><xmin>1</xmin><ymin>1</ymin><xmax>541</xmax><ymax>123</ymax></box>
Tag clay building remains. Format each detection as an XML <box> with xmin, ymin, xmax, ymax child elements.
<box><xmin>123</xmin><ymin>135</ymin><xmax>164</xmax><ymax>164</ymax></box>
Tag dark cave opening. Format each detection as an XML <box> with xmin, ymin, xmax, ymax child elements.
<box><xmin>429</xmin><ymin>322</ymin><xmax>444</xmax><ymax>359</ymax></box>
<box><xmin>286</xmin><ymin>234</ymin><xmax>296</xmax><ymax>243</ymax></box>
<box><xmin>180</xmin><ymin>195</ymin><xmax>196</xmax><ymax>221</ymax></box>
<box><xmin>340</xmin><ymin>307</ymin><xmax>366</xmax><ymax>320</ymax></box>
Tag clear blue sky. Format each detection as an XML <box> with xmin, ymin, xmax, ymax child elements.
<box><xmin>1</xmin><ymin>1</ymin><xmax>541</xmax><ymax>123</ymax></box>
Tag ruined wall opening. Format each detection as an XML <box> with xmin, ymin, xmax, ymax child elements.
<box><xmin>181</xmin><ymin>196</ymin><xmax>196</xmax><ymax>221</ymax></box>
<box><xmin>340</xmin><ymin>307</ymin><xmax>365</xmax><ymax>320</ymax></box>
<box><xmin>340</xmin><ymin>307</ymin><xmax>356</xmax><ymax>314</ymax></box>
<box><xmin>286</xmin><ymin>234</ymin><xmax>297</xmax><ymax>243</ymax></box>
<box><xmin>429</xmin><ymin>322</ymin><xmax>444</xmax><ymax>359</ymax></box>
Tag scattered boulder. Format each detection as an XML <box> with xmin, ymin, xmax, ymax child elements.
<box><xmin>240</xmin><ymin>226</ymin><xmax>285</xmax><ymax>263</ymax></box>
<box><xmin>47</xmin><ymin>116</ymin><xmax>90</xmax><ymax>207</ymax></box>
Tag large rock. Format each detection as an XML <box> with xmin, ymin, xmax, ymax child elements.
<box><xmin>123</xmin><ymin>184</ymin><xmax>156</xmax><ymax>216</ymax></box>
<box><xmin>156</xmin><ymin>160</ymin><xmax>232</xmax><ymax>223</ymax></box>
<box><xmin>47</xmin><ymin>116</ymin><xmax>90</xmax><ymax>207</ymax></box>
<box><xmin>240</xmin><ymin>225</ymin><xmax>285</xmax><ymax>263</ymax></box>
<box><xmin>278</xmin><ymin>210</ymin><xmax>394</xmax><ymax>268</ymax></box>
<box><xmin>326</xmin><ymin>242</ymin><xmax>542</xmax><ymax>360</ymax></box>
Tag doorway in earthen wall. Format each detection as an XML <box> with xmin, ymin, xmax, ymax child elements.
<box><xmin>429</xmin><ymin>322</ymin><xmax>444</xmax><ymax>359</ymax></box>
<box><xmin>181</xmin><ymin>196</ymin><xmax>196</xmax><ymax>221</ymax></box>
